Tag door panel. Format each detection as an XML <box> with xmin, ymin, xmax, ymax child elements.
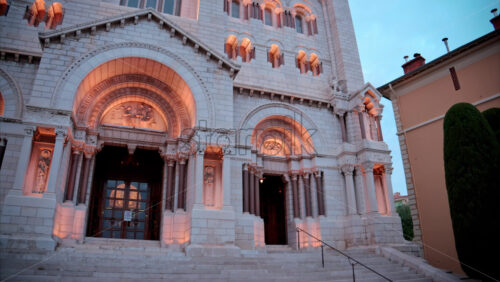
<box><xmin>101</xmin><ymin>180</ymin><xmax>150</xmax><ymax>239</ymax></box>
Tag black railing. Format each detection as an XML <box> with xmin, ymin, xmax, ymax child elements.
<box><xmin>296</xmin><ymin>227</ymin><xmax>392</xmax><ymax>282</ymax></box>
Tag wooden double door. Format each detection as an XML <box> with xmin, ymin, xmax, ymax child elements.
<box><xmin>87</xmin><ymin>146</ymin><xmax>162</xmax><ymax>240</ymax></box>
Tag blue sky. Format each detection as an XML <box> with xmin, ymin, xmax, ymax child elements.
<box><xmin>349</xmin><ymin>0</ymin><xmax>499</xmax><ymax>195</ymax></box>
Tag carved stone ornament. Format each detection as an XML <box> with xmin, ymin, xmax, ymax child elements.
<box><xmin>101</xmin><ymin>101</ymin><xmax>167</xmax><ymax>131</ymax></box>
<box><xmin>33</xmin><ymin>147</ymin><xmax>52</xmax><ymax>194</ymax></box>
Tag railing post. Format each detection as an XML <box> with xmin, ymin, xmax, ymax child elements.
<box><xmin>297</xmin><ymin>228</ymin><xmax>300</xmax><ymax>250</ymax></box>
<box><xmin>321</xmin><ymin>244</ymin><xmax>324</xmax><ymax>268</ymax></box>
<box><xmin>350</xmin><ymin>259</ymin><xmax>356</xmax><ymax>282</ymax></box>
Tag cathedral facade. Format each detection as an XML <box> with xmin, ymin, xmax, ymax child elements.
<box><xmin>0</xmin><ymin>0</ymin><xmax>403</xmax><ymax>253</ymax></box>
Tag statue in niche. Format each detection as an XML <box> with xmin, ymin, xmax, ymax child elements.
<box><xmin>203</xmin><ymin>166</ymin><xmax>215</xmax><ymax>207</ymax></box>
<box><xmin>33</xmin><ymin>148</ymin><xmax>52</xmax><ymax>193</ymax></box>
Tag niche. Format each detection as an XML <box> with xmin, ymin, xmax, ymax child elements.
<box><xmin>24</xmin><ymin>127</ymin><xmax>56</xmax><ymax>196</ymax></box>
<box><xmin>203</xmin><ymin>146</ymin><xmax>223</xmax><ymax>209</ymax></box>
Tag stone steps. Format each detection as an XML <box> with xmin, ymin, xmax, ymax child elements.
<box><xmin>0</xmin><ymin>245</ymin><xmax>438</xmax><ymax>281</ymax></box>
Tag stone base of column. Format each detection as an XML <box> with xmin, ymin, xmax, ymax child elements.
<box><xmin>0</xmin><ymin>193</ymin><xmax>57</xmax><ymax>251</ymax></box>
<box><xmin>0</xmin><ymin>234</ymin><xmax>56</xmax><ymax>251</ymax></box>
<box><xmin>161</xmin><ymin>210</ymin><xmax>190</xmax><ymax>247</ymax></box>
<box><xmin>235</xmin><ymin>213</ymin><xmax>265</xmax><ymax>251</ymax></box>
<box><xmin>364</xmin><ymin>213</ymin><xmax>405</xmax><ymax>245</ymax></box>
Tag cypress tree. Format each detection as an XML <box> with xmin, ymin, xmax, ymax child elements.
<box><xmin>482</xmin><ymin>108</ymin><xmax>500</xmax><ymax>142</ymax></box>
<box><xmin>443</xmin><ymin>103</ymin><xmax>500</xmax><ymax>280</ymax></box>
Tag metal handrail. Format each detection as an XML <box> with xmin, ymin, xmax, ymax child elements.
<box><xmin>296</xmin><ymin>227</ymin><xmax>392</xmax><ymax>282</ymax></box>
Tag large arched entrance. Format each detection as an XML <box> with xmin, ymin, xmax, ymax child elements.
<box><xmin>69</xmin><ymin>57</ymin><xmax>197</xmax><ymax>241</ymax></box>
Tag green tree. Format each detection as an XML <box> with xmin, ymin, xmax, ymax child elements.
<box><xmin>396</xmin><ymin>204</ymin><xmax>414</xmax><ymax>241</ymax></box>
<box><xmin>443</xmin><ymin>103</ymin><xmax>500</xmax><ymax>280</ymax></box>
<box><xmin>482</xmin><ymin>107</ymin><xmax>500</xmax><ymax>142</ymax></box>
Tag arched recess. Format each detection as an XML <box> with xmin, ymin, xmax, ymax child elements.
<box><xmin>252</xmin><ymin>115</ymin><xmax>315</xmax><ymax>156</ymax></box>
<box><xmin>0</xmin><ymin>67</ymin><xmax>24</xmax><ymax>119</ymax></box>
<box><xmin>238</xmin><ymin>103</ymin><xmax>325</xmax><ymax>154</ymax></box>
<box><xmin>50</xmin><ymin>42</ymin><xmax>214</xmax><ymax>127</ymax></box>
<box><xmin>73</xmin><ymin>58</ymin><xmax>196</xmax><ymax>138</ymax></box>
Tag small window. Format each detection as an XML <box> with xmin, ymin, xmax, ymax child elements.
<box><xmin>127</xmin><ymin>0</ymin><xmax>140</xmax><ymax>8</ymax></box>
<box><xmin>163</xmin><ymin>0</ymin><xmax>174</xmax><ymax>14</ymax></box>
<box><xmin>295</xmin><ymin>15</ymin><xmax>303</xmax><ymax>33</ymax></box>
<box><xmin>145</xmin><ymin>0</ymin><xmax>157</xmax><ymax>9</ymax></box>
<box><xmin>265</xmin><ymin>8</ymin><xmax>272</xmax><ymax>26</ymax></box>
<box><xmin>232</xmin><ymin>1</ymin><xmax>240</xmax><ymax>18</ymax></box>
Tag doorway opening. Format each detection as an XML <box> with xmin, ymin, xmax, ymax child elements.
<box><xmin>86</xmin><ymin>146</ymin><xmax>163</xmax><ymax>240</ymax></box>
<box><xmin>260</xmin><ymin>174</ymin><xmax>287</xmax><ymax>245</ymax></box>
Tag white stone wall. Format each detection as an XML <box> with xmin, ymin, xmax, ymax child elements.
<box><xmin>0</xmin><ymin>0</ymin><xmax>403</xmax><ymax>251</ymax></box>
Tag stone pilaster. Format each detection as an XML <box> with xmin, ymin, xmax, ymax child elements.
<box><xmin>46</xmin><ymin>128</ymin><xmax>66</xmax><ymax>195</ymax></box>
<box><xmin>362</xmin><ymin>162</ymin><xmax>378</xmax><ymax>214</ymax></box>
<box><xmin>13</xmin><ymin>126</ymin><xmax>35</xmax><ymax>190</ymax></box>
<box><xmin>341</xmin><ymin>165</ymin><xmax>357</xmax><ymax>215</ymax></box>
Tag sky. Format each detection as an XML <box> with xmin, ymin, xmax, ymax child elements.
<box><xmin>349</xmin><ymin>0</ymin><xmax>499</xmax><ymax>195</ymax></box>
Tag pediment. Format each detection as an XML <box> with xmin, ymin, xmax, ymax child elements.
<box><xmin>38</xmin><ymin>8</ymin><xmax>240</xmax><ymax>75</ymax></box>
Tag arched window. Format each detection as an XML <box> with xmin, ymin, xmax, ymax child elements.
<box><xmin>126</xmin><ymin>0</ymin><xmax>140</xmax><ymax>7</ymax></box>
<box><xmin>225</xmin><ymin>35</ymin><xmax>238</xmax><ymax>60</ymax></box>
<box><xmin>231</xmin><ymin>1</ymin><xmax>240</xmax><ymax>18</ymax></box>
<box><xmin>296</xmin><ymin>51</ymin><xmax>307</xmax><ymax>74</ymax></box>
<box><xmin>264</xmin><ymin>8</ymin><xmax>273</xmax><ymax>26</ymax></box>
<box><xmin>268</xmin><ymin>44</ymin><xmax>284</xmax><ymax>68</ymax></box>
<box><xmin>163</xmin><ymin>0</ymin><xmax>174</xmax><ymax>14</ymax></box>
<box><xmin>145</xmin><ymin>0</ymin><xmax>157</xmax><ymax>9</ymax></box>
<box><xmin>309</xmin><ymin>53</ymin><xmax>322</xmax><ymax>76</ymax></box>
<box><xmin>295</xmin><ymin>15</ymin><xmax>303</xmax><ymax>33</ymax></box>
<box><xmin>239</xmin><ymin>38</ymin><xmax>255</xmax><ymax>63</ymax></box>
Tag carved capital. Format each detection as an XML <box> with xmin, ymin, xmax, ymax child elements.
<box><xmin>24</xmin><ymin>126</ymin><xmax>35</xmax><ymax>136</ymax></box>
<box><xmin>55</xmin><ymin>127</ymin><xmax>67</xmax><ymax>139</ymax></box>
<box><xmin>341</xmin><ymin>165</ymin><xmax>354</xmax><ymax>176</ymax></box>
<box><xmin>362</xmin><ymin>162</ymin><xmax>375</xmax><ymax>173</ymax></box>
<box><xmin>385</xmin><ymin>164</ymin><xmax>393</xmax><ymax>175</ymax></box>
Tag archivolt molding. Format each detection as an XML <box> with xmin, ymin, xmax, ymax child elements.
<box><xmin>50</xmin><ymin>42</ymin><xmax>215</xmax><ymax>127</ymax></box>
<box><xmin>238</xmin><ymin>102</ymin><xmax>325</xmax><ymax>153</ymax></box>
<box><xmin>0</xmin><ymin>67</ymin><xmax>24</xmax><ymax>119</ymax></box>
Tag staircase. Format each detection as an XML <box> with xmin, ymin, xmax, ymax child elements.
<box><xmin>0</xmin><ymin>241</ymin><xmax>439</xmax><ymax>281</ymax></box>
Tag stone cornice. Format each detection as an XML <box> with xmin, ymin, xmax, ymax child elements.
<box><xmin>234</xmin><ymin>83</ymin><xmax>334</xmax><ymax>110</ymax></box>
<box><xmin>0</xmin><ymin>48</ymin><xmax>42</xmax><ymax>64</ymax></box>
<box><xmin>38</xmin><ymin>8</ymin><xmax>240</xmax><ymax>75</ymax></box>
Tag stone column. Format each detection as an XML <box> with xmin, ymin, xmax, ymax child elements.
<box><xmin>337</xmin><ymin>111</ymin><xmax>347</xmax><ymax>142</ymax></box>
<box><xmin>249</xmin><ymin>167</ymin><xmax>255</xmax><ymax>215</ymax></box>
<box><xmin>291</xmin><ymin>173</ymin><xmax>300</xmax><ymax>218</ymax></box>
<box><xmin>341</xmin><ymin>165</ymin><xmax>357</xmax><ymax>215</ymax></box>
<box><xmin>242</xmin><ymin>163</ymin><xmax>249</xmax><ymax>213</ymax></box>
<box><xmin>375</xmin><ymin>115</ymin><xmax>383</xmax><ymax>141</ymax></box>
<box><xmin>362</xmin><ymin>162</ymin><xmax>379</xmax><ymax>213</ymax></box>
<box><xmin>177</xmin><ymin>157</ymin><xmax>187</xmax><ymax>211</ymax></box>
<box><xmin>0</xmin><ymin>138</ymin><xmax>7</xmax><ymax>169</ymax></box>
<box><xmin>384</xmin><ymin>165</ymin><xmax>396</xmax><ymax>216</ymax></box>
<box><xmin>77</xmin><ymin>152</ymin><xmax>93</xmax><ymax>205</ymax></box>
<box><xmin>194</xmin><ymin>149</ymin><xmax>204</xmax><ymax>207</ymax></box>
<box><xmin>314</xmin><ymin>172</ymin><xmax>325</xmax><ymax>216</ymax></box>
<box><xmin>303</xmin><ymin>173</ymin><xmax>312</xmax><ymax>217</ymax></box>
<box><xmin>46</xmin><ymin>128</ymin><xmax>66</xmax><ymax>194</ymax></box>
<box><xmin>64</xmin><ymin>149</ymin><xmax>81</xmax><ymax>202</ymax></box>
<box><xmin>254</xmin><ymin>171</ymin><xmax>260</xmax><ymax>217</ymax></box>
<box><xmin>222</xmin><ymin>149</ymin><xmax>232</xmax><ymax>207</ymax></box>
<box><xmin>354</xmin><ymin>166</ymin><xmax>366</xmax><ymax>214</ymax></box>
<box><xmin>165</xmin><ymin>157</ymin><xmax>176</xmax><ymax>211</ymax></box>
<box><xmin>14</xmin><ymin>126</ymin><xmax>35</xmax><ymax>190</ymax></box>
<box><xmin>358</xmin><ymin>111</ymin><xmax>366</xmax><ymax>139</ymax></box>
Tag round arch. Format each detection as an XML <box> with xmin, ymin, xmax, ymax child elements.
<box><xmin>0</xmin><ymin>67</ymin><xmax>24</xmax><ymax>119</ymax></box>
<box><xmin>50</xmin><ymin>42</ymin><xmax>214</xmax><ymax>127</ymax></box>
<box><xmin>238</xmin><ymin>103</ymin><xmax>325</xmax><ymax>154</ymax></box>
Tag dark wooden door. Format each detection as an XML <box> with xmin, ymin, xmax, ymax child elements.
<box><xmin>86</xmin><ymin>146</ymin><xmax>163</xmax><ymax>240</ymax></box>
<box><xmin>101</xmin><ymin>180</ymin><xmax>150</xmax><ymax>240</ymax></box>
<box><xmin>260</xmin><ymin>175</ymin><xmax>287</xmax><ymax>245</ymax></box>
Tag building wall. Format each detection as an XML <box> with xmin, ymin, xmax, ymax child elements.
<box><xmin>390</xmin><ymin>37</ymin><xmax>500</xmax><ymax>273</ymax></box>
<box><xmin>0</xmin><ymin>0</ymin><xmax>402</xmax><ymax>252</ymax></box>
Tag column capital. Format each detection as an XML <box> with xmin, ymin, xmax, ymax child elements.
<box><xmin>384</xmin><ymin>164</ymin><xmax>393</xmax><ymax>175</ymax></box>
<box><xmin>340</xmin><ymin>164</ymin><xmax>354</xmax><ymax>176</ymax></box>
<box><xmin>24</xmin><ymin>126</ymin><xmax>36</xmax><ymax>136</ymax></box>
<box><xmin>55</xmin><ymin>127</ymin><xmax>67</xmax><ymax>139</ymax></box>
<box><xmin>361</xmin><ymin>161</ymin><xmax>375</xmax><ymax>172</ymax></box>
<box><xmin>83</xmin><ymin>146</ymin><xmax>97</xmax><ymax>159</ymax></box>
<box><xmin>334</xmin><ymin>109</ymin><xmax>346</xmax><ymax>116</ymax></box>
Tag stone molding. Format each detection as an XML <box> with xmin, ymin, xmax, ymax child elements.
<box><xmin>38</xmin><ymin>8</ymin><xmax>240</xmax><ymax>74</ymax></box>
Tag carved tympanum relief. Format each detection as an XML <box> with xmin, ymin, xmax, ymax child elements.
<box><xmin>100</xmin><ymin>102</ymin><xmax>167</xmax><ymax>131</ymax></box>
